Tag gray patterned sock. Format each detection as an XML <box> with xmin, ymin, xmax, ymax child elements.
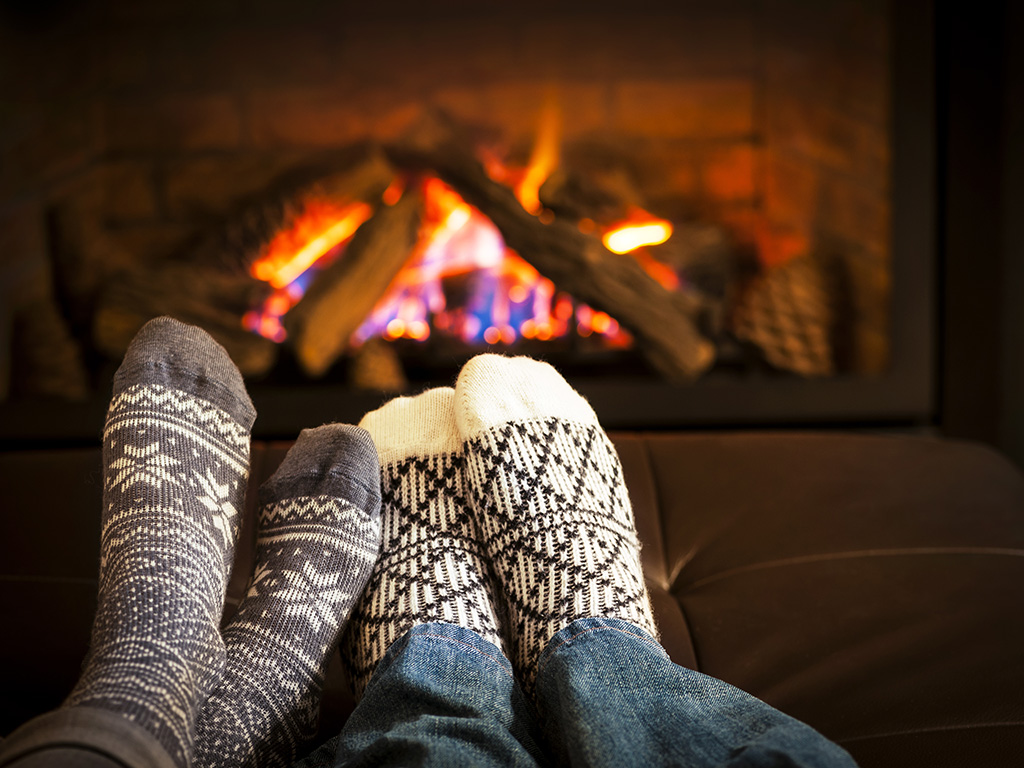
<box><xmin>339</xmin><ymin>388</ymin><xmax>506</xmax><ymax>698</ymax></box>
<box><xmin>455</xmin><ymin>354</ymin><xmax>658</xmax><ymax>696</ymax></box>
<box><xmin>193</xmin><ymin>424</ymin><xmax>382</xmax><ymax>768</ymax></box>
<box><xmin>65</xmin><ymin>317</ymin><xmax>256</xmax><ymax>767</ymax></box>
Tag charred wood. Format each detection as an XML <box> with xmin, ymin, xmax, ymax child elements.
<box><xmin>11</xmin><ymin>300</ymin><xmax>90</xmax><ymax>400</ymax></box>
<box><xmin>184</xmin><ymin>146</ymin><xmax>395</xmax><ymax>273</ymax></box>
<box><xmin>731</xmin><ymin>254</ymin><xmax>836</xmax><ymax>377</ymax></box>
<box><xmin>348</xmin><ymin>336</ymin><xmax>409</xmax><ymax>392</ymax></box>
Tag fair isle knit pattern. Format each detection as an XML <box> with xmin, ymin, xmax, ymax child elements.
<box><xmin>66</xmin><ymin>317</ymin><xmax>255</xmax><ymax>768</ymax></box>
<box><xmin>340</xmin><ymin>388</ymin><xmax>505</xmax><ymax>698</ymax></box>
<box><xmin>195</xmin><ymin>425</ymin><xmax>382</xmax><ymax>768</ymax></box>
<box><xmin>455</xmin><ymin>355</ymin><xmax>657</xmax><ymax>695</ymax></box>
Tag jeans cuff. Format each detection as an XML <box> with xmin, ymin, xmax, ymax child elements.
<box><xmin>370</xmin><ymin>622</ymin><xmax>515</xmax><ymax>688</ymax></box>
<box><xmin>536</xmin><ymin>617</ymin><xmax>667</xmax><ymax>680</ymax></box>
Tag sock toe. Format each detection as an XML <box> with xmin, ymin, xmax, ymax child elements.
<box><xmin>114</xmin><ymin>316</ymin><xmax>256</xmax><ymax>429</ymax></box>
<box><xmin>343</xmin><ymin>387</ymin><xmax>506</xmax><ymax>697</ymax></box>
<box><xmin>70</xmin><ymin>318</ymin><xmax>256</xmax><ymax>766</ymax></box>
<box><xmin>194</xmin><ymin>425</ymin><xmax>383</xmax><ymax>767</ymax></box>
<box><xmin>454</xmin><ymin>354</ymin><xmax>598</xmax><ymax>438</ymax></box>
<box><xmin>455</xmin><ymin>355</ymin><xmax>658</xmax><ymax>695</ymax></box>
<box><xmin>258</xmin><ymin>424</ymin><xmax>381</xmax><ymax>514</ymax></box>
<box><xmin>359</xmin><ymin>387</ymin><xmax>461</xmax><ymax>464</ymax></box>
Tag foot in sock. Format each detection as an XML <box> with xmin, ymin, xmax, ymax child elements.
<box><xmin>340</xmin><ymin>387</ymin><xmax>505</xmax><ymax>697</ymax></box>
<box><xmin>194</xmin><ymin>425</ymin><xmax>382</xmax><ymax>768</ymax></box>
<box><xmin>454</xmin><ymin>354</ymin><xmax>657</xmax><ymax>695</ymax></box>
<box><xmin>64</xmin><ymin>317</ymin><xmax>256</xmax><ymax>766</ymax></box>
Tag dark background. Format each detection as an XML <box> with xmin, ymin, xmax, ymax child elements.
<box><xmin>936</xmin><ymin>0</ymin><xmax>1024</xmax><ymax>468</ymax></box>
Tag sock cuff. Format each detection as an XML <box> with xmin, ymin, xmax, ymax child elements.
<box><xmin>359</xmin><ymin>387</ymin><xmax>461</xmax><ymax>466</ymax></box>
<box><xmin>454</xmin><ymin>354</ymin><xmax>598</xmax><ymax>438</ymax></box>
<box><xmin>257</xmin><ymin>424</ymin><xmax>381</xmax><ymax>513</ymax></box>
<box><xmin>113</xmin><ymin>316</ymin><xmax>256</xmax><ymax>430</ymax></box>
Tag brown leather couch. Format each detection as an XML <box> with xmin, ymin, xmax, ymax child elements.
<box><xmin>2</xmin><ymin>432</ymin><xmax>1023</xmax><ymax>766</ymax></box>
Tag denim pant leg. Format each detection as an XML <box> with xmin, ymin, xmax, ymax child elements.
<box><xmin>296</xmin><ymin>623</ymin><xmax>548</xmax><ymax>768</ymax></box>
<box><xmin>534</xmin><ymin>618</ymin><xmax>857</xmax><ymax>768</ymax></box>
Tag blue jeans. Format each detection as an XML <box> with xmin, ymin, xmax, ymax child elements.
<box><xmin>299</xmin><ymin>619</ymin><xmax>856</xmax><ymax>768</ymax></box>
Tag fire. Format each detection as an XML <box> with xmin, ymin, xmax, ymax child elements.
<box><xmin>252</xmin><ymin>201</ymin><xmax>371</xmax><ymax>288</ymax></box>
<box><xmin>480</xmin><ymin>90</ymin><xmax>561</xmax><ymax>217</ymax></box>
<box><xmin>245</xmin><ymin>104</ymin><xmax>680</xmax><ymax>352</ymax></box>
<box><xmin>515</xmin><ymin>91</ymin><xmax>561</xmax><ymax>214</ymax></box>
<box><xmin>244</xmin><ymin>200</ymin><xmax>371</xmax><ymax>341</ymax></box>
<box><xmin>602</xmin><ymin>207</ymin><xmax>679</xmax><ymax>290</ymax></box>
<box><xmin>353</xmin><ymin>179</ymin><xmax>674</xmax><ymax>346</ymax></box>
<box><xmin>353</xmin><ymin>177</ymin><xmax>577</xmax><ymax>347</ymax></box>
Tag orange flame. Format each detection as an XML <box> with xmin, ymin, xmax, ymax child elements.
<box><xmin>481</xmin><ymin>90</ymin><xmax>561</xmax><ymax>216</ymax></box>
<box><xmin>596</xmin><ymin>208</ymin><xmax>679</xmax><ymax>290</ymax></box>
<box><xmin>243</xmin><ymin>96</ymin><xmax>679</xmax><ymax>351</ymax></box>
<box><xmin>252</xmin><ymin>201</ymin><xmax>372</xmax><ymax>289</ymax></box>
<box><xmin>515</xmin><ymin>92</ymin><xmax>561</xmax><ymax>214</ymax></box>
<box><xmin>246</xmin><ymin>199</ymin><xmax>373</xmax><ymax>341</ymax></box>
<box><xmin>353</xmin><ymin>176</ymin><xmax>630</xmax><ymax>347</ymax></box>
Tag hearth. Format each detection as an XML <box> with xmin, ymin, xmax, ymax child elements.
<box><xmin>0</xmin><ymin>0</ymin><xmax>935</xmax><ymax>441</ymax></box>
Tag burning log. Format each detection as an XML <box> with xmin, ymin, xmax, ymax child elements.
<box><xmin>283</xmin><ymin>189</ymin><xmax>422</xmax><ymax>377</ymax></box>
<box><xmin>542</xmin><ymin>160</ymin><xmax>745</xmax><ymax>340</ymax></box>
<box><xmin>189</xmin><ymin>146</ymin><xmax>396</xmax><ymax>273</ymax></box>
<box><xmin>647</xmin><ymin>222</ymin><xmax>749</xmax><ymax>338</ymax></box>
<box><xmin>539</xmin><ymin>163</ymin><xmax>646</xmax><ymax>225</ymax></box>
<box><xmin>386</xmin><ymin>114</ymin><xmax>715</xmax><ymax>381</ymax></box>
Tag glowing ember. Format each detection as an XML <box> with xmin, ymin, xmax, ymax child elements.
<box><xmin>603</xmin><ymin>219</ymin><xmax>673</xmax><ymax>254</ymax></box>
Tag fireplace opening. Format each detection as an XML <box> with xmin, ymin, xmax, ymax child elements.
<box><xmin>0</xmin><ymin>0</ymin><xmax>935</xmax><ymax>440</ymax></box>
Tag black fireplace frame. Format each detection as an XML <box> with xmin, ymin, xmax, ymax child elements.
<box><xmin>253</xmin><ymin>0</ymin><xmax>935</xmax><ymax>436</ymax></box>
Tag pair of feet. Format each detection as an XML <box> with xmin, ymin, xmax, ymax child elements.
<box><xmin>64</xmin><ymin>317</ymin><xmax>656</xmax><ymax>768</ymax></box>
<box><xmin>344</xmin><ymin>359</ymin><xmax>658</xmax><ymax>704</ymax></box>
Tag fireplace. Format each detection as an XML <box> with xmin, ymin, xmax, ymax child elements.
<box><xmin>0</xmin><ymin>0</ymin><xmax>935</xmax><ymax>441</ymax></box>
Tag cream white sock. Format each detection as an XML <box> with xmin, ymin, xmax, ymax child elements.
<box><xmin>339</xmin><ymin>388</ymin><xmax>505</xmax><ymax>698</ymax></box>
<box><xmin>455</xmin><ymin>354</ymin><xmax>657</xmax><ymax>695</ymax></box>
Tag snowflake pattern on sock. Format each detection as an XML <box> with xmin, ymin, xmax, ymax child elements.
<box><xmin>67</xmin><ymin>377</ymin><xmax>253</xmax><ymax>767</ymax></box>
<box><xmin>195</xmin><ymin>492</ymin><xmax>381</xmax><ymax>768</ymax></box>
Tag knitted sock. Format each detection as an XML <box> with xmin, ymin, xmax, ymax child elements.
<box><xmin>194</xmin><ymin>424</ymin><xmax>382</xmax><ymax>768</ymax></box>
<box><xmin>339</xmin><ymin>387</ymin><xmax>505</xmax><ymax>698</ymax></box>
<box><xmin>65</xmin><ymin>317</ymin><xmax>256</xmax><ymax>767</ymax></box>
<box><xmin>454</xmin><ymin>354</ymin><xmax>657</xmax><ymax>695</ymax></box>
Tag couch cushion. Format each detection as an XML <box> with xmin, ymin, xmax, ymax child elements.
<box><xmin>616</xmin><ymin>432</ymin><xmax>1024</xmax><ymax>766</ymax></box>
